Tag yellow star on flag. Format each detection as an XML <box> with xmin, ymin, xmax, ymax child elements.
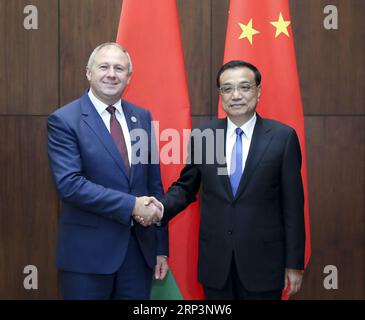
<box><xmin>270</xmin><ymin>12</ymin><xmax>291</xmax><ymax>38</ymax></box>
<box><xmin>238</xmin><ymin>19</ymin><xmax>259</xmax><ymax>45</ymax></box>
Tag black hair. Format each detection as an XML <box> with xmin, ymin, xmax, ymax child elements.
<box><xmin>216</xmin><ymin>60</ymin><xmax>261</xmax><ymax>88</ymax></box>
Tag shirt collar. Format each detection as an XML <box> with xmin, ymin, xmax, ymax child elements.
<box><xmin>88</xmin><ymin>89</ymin><xmax>123</xmax><ymax>116</ymax></box>
<box><xmin>227</xmin><ymin>113</ymin><xmax>257</xmax><ymax>139</ymax></box>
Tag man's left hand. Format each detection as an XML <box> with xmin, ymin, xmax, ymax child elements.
<box><xmin>284</xmin><ymin>268</ymin><xmax>303</xmax><ymax>297</ymax></box>
<box><xmin>154</xmin><ymin>256</ymin><xmax>169</xmax><ymax>280</ymax></box>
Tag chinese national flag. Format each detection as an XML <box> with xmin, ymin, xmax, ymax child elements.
<box><xmin>219</xmin><ymin>0</ymin><xmax>311</xmax><ymax>296</ymax></box>
<box><xmin>116</xmin><ymin>0</ymin><xmax>204</xmax><ymax>299</ymax></box>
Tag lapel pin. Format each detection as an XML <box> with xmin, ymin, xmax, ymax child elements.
<box><xmin>131</xmin><ymin>116</ymin><xmax>137</xmax><ymax>123</ymax></box>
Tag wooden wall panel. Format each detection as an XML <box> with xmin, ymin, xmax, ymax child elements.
<box><xmin>211</xmin><ymin>0</ymin><xmax>229</xmax><ymax>116</ymax></box>
<box><xmin>0</xmin><ymin>117</ymin><xmax>59</xmax><ymax>299</ymax></box>
<box><xmin>191</xmin><ymin>115</ymin><xmax>212</xmax><ymax>129</ymax></box>
<box><xmin>290</xmin><ymin>0</ymin><xmax>365</xmax><ymax>115</ymax></box>
<box><xmin>59</xmin><ymin>0</ymin><xmax>122</xmax><ymax>105</ymax></box>
<box><xmin>295</xmin><ymin>116</ymin><xmax>365</xmax><ymax>299</ymax></box>
<box><xmin>178</xmin><ymin>0</ymin><xmax>212</xmax><ymax>115</ymax></box>
<box><xmin>0</xmin><ymin>0</ymin><xmax>58</xmax><ymax>115</ymax></box>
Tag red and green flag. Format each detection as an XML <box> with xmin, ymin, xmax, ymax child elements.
<box><xmin>219</xmin><ymin>0</ymin><xmax>311</xmax><ymax>296</ymax></box>
<box><xmin>116</xmin><ymin>0</ymin><xmax>204</xmax><ymax>299</ymax></box>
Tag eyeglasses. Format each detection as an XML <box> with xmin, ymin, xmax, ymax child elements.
<box><xmin>218</xmin><ymin>83</ymin><xmax>257</xmax><ymax>95</ymax></box>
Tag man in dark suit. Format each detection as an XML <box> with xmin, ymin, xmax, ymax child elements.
<box><xmin>47</xmin><ymin>42</ymin><xmax>168</xmax><ymax>299</ymax></box>
<box><xmin>145</xmin><ymin>60</ymin><xmax>305</xmax><ymax>300</ymax></box>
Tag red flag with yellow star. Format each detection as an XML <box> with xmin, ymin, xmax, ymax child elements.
<box><xmin>219</xmin><ymin>0</ymin><xmax>311</xmax><ymax>296</ymax></box>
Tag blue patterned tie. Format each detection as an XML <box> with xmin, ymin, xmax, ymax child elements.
<box><xmin>230</xmin><ymin>128</ymin><xmax>243</xmax><ymax>196</ymax></box>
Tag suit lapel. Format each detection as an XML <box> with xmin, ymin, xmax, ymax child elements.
<box><xmin>80</xmin><ymin>93</ymin><xmax>129</xmax><ymax>179</ymax></box>
<box><xmin>235</xmin><ymin>115</ymin><xmax>273</xmax><ymax>199</ymax></box>
<box><xmin>211</xmin><ymin>118</ymin><xmax>235</xmax><ymax>200</ymax></box>
<box><xmin>121</xmin><ymin>100</ymin><xmax>141</xmax><ymax>185</ymax></box>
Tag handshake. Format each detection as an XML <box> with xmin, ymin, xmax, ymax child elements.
<box><xmin>132</xmin><ymin>196</ymin><xmax>164</xmax><ymax>227</ymax></box>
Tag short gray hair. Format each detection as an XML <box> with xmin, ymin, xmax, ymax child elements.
<box><xmin>86</xmin><ymin>42</ymin><xmax>133</xmax><ymax>74</ymax></box>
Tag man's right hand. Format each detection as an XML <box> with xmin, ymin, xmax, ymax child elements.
<box><xmin>132</xmin><ymin>196</ymin><xmax>162</xmax><ymax>227</ymax></box>
<box><xmin>144</xmin><ymin>196</ymin><xmax>163</xmax><ymax>212</ymax></box>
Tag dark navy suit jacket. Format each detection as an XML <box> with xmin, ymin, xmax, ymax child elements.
<box><xmin>47</xmin><ymin>91</ymin><xmax>167</xmax><ymax>274</ymax></box>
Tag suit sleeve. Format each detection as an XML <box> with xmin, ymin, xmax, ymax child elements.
<box><xmin>146</xmin><ymin>111</ymin><xmax>168</xmax><ymax>256</ymax></box>
<box><xmin>47</xmin><ymin>112</ymin><xmax>136</xmax><ymax>225</ymax></box>
<box><xmin>281</xmin><ymin>129</ymin><xmax>306</xmax><ymax>269</ymax></box>
<box><xmin>161</xmin><ymin>135</ymin><xmax>202</xmax><ymax>224</ymax></box>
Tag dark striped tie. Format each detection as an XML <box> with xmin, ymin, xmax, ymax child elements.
<box><xmin>106</xmin><ymin>106</ymin><xmax>130</xmax><ymax>175</ymax></box>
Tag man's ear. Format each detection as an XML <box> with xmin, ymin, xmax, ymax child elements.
<box><xmin>126</xmin><ymin>73</ymin><xmax>132</xmax><ymax>85</ymax></box>
<box><xmin>86</xmin><ymin>68</ymin><xmax>91</xmax><ymax>81</ymax></box>
<box><xmin>257</xmin><ymin>85</ymin><xmax>261</xmax><ymax>98</ymax></box>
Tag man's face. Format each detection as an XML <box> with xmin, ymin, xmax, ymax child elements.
<box><xmin>86</xmin><ymin>45</ymin><xmax>131</xmax><ymax>105</ymax></box>
<box><xmin>219</xmin><ymin>67</ymin><xmax>261</xmax><ymax>123</ymax></box>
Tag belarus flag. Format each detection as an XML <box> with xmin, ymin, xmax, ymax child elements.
<box><xmin>117</xmin><ymin>0</ymin><xmax>204</xmax><ymax>299</ymax></box>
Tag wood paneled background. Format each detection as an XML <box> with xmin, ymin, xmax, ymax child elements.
<box><xmin>0</xmin><ymin>0</ymin><xmax>364</xmax><ymax>299</ymax></box>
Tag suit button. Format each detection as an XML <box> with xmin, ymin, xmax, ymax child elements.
<box><xmin>228</xmin><ymin>230</ymin><xmax>233</xmax><ymax>235</ymax></box>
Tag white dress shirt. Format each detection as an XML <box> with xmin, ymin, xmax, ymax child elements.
<box><xmin>88</xmin><ymin>89</ymin><xmax>132</xmax><ymax>165</ymax></box>
<box><xmin>226</xmin><ymin>113</ymin><xmax>257</xmax><ymax>176</ymax></box>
